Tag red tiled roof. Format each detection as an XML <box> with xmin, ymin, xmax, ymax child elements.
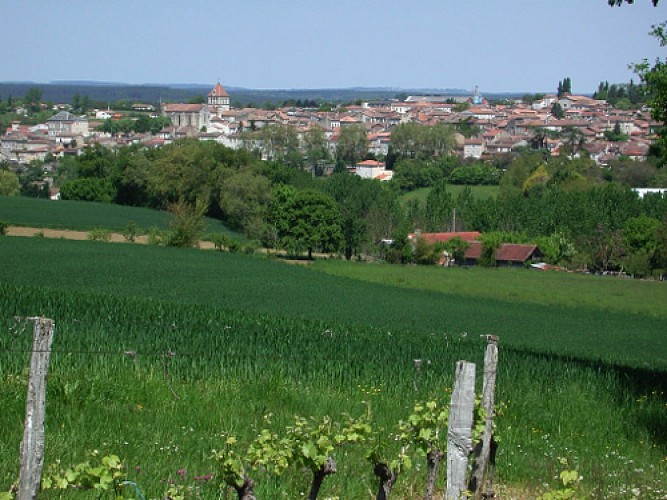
<box><xmin>462</xmin><ymin>242</ymin><xmax>541</xmax><ymax>263</ymax></box>
<box><xmin>495</xmin><ymin>244</ymin><xmax>541</xmax><ymax>262</ymax></box>
<box><xmin>164</xmin><ymin>103</ymin><xmax>206</xmax><ymax>112</ymax></box>
<box><xmin>356</xmin><ymin>159</ymin><xmax>385</xmax><ymax>167</ymax></box>
<box><xmin>208</xmin><ymin>82</ymin><xmax>229</xmax><ymax>97</ymax></box>
<box><xmin>410</xmin><ymin>232</ymin><xmax>481</xmax><ymax>245</ymax></box>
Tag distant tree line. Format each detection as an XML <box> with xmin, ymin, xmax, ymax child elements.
<box><xmin>34</xmin><ymin>134</ymin><xmax>666</xmax><ymax>276</ymax></box>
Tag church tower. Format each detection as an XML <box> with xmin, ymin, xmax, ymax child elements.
<box><xmin>208</xmin><ymin>82</ymin><xmax>230</xmax><ymax>114</ymax></box>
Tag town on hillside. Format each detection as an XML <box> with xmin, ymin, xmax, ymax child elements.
<box><xmin>0</xmin><ymin>81</ymin><xmax>661</xmax><ymax>195</ymax></box>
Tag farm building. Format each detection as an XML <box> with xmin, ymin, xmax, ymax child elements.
<box><xmin>408</xmin><ymin>231</ymin><xmax>481</xmax><ymax>245</ymax></box>
<box><xmin>463</xmin><ymin>242</ymin><xmax>543</xmax><ymax>267</ymax></box>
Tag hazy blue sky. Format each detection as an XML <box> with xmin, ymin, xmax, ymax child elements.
<box><xmin>1</xmin><ymin>1</ymin><xmax>665</xmax><ymax>94</ymax></box>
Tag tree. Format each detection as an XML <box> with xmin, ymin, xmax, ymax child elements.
<box><xmin>164</xmin><ymin>199</ymin><xmax>207</xmax><ymax>248</ymax></box>
<box><xmin>60</xmin><ymin>177</ymin><xmax>115</xmax><ymax>202</ymax></box>
<box><xmin>499</xmin><ymin>151</ymin><xmax>545</xmax><ymax>196</ymax></box>
<box><xmin>560</xmin><ymin>126</ymin><xmax>586</xmax><ymax>157</ymax></box>
<box><xmin>335</xmin><ymin>124</ymin><xmax>368</xmax><ymax>166</ymax></box>
<box><xmin>443</xmin><ymin>236</ymin><xmax>470</xmax><ymax>265</ymax></box>
<box><xmin>0</xmin><ymin>170</ymin><xmax>20</xmax><ymax>196</ymax></box>
<box><xmin>634</xmin><ymin>21</ymin><xmax>667</xmax><ymax>166</ymax></box>
<box><xmin>23</xmin><ymin>87</ymin><xmax>42</xmax><ymax>112</ymax></box>
<box><xmin>303</xmin><ymin>126</ymin><xmax>330</xmax><ymax>166</ymax></box>
<box><xmin>218</xmin><ymin>168</ymin><xmax>273</xmax><ymax>239</ymax></box>
<box><xmin>425</xmin><ymin>180</ymin><xmax>454</xmax><ymax>231</ymax></box>
<box><xmin>557</xmin><ymin>77</ymin><xmax>572</xmax><ymax>98</ymax></box>
<box><xmin>256</xmin><ymin>123</ymin><xmax>301</xmax><ymax>167</ymax></box>
<box><xmin>390</xmin><ymin>123</ymin><xmax>455</xmax><ymax>162</ymax></box>
<box><xmin>270</xmin><ymin>186</ymin><xmax>343</xmax><ymax>258</ymax></box>
<box><xmin>624</xmin><ymin>214</ymin><xmax>662</xmax><ymax>258</ymax></box>
<box><xmin>551</xmin><ymin>101</ymin><xmax>565</xmax><ymax>119</ymax></box>
<box><xmin>609</xmin><ymin>159</ymin><xmax>657</xmax><ymax>187</ymax></box>
<box><xmin>604</xmin><ymin>122</ymin><xmax>628</xmax><ymax>141</ymax></box>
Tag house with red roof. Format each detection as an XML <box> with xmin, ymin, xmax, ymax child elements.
<box><xmin>463</xmin><ymin>242</ymin><xmax>542</xmax><ymax>267</ymax></box>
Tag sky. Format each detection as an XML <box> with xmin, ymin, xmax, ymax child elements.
<box><xmin>1</xmin><ymin>0</ymin><xmax>665</xmax><ymax>94</ymax></box>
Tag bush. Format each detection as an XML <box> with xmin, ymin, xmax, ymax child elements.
<box><xmin>207</xmin><ymin>232</ymin><xmax>231</xmax><ymax>252</ymax></box>
<box><xmin>241</xmin><ymin>240</ymin><xmax>259</xmax><ymax>255</ymax></box>
<box><xmin>414</xmin><ymin>237</ymin><xmax>437</xmax><ymax>265</ymax></box>
<box><xmin>87</xmin><ymin>228</ymin><xmax>111</xmax><ymax>242</ymax></box>
<box><xmin>123</xmin><ymin>220</ymin><xmax>139</xmax><ymax>242</ymax></box>
<box><xmin>165</xmin><ymin>200</ymin><xmax>206</xmax><ymax>248</ymax></box>
<box><xmin>146</xmin><ymin>226</ymin><xmax>164</xmax><ymax>246</ymax></box>
<box><xmin>0</xmin><ymin>220</ymin><xmax>8</xmax><ymax>235</ymax></box>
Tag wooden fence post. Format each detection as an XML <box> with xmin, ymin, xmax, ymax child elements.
<box><xmin>469</xmin><ymin>335</ymin><xmax>499</xmax><ymax>498</ymax></box>
<box><xmin>18</xmin><ymin>317</ymin><xmax>55</xmax><ymax>500</ymax></box>
<box><xmin>445</xmin><ymin>360</ymin><xmax>476</xmax><ymax>500</ymax></box>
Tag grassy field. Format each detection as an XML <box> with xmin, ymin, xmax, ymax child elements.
<box><xmin>0</xmin><ymin>236</ymin><xmax>665</xmax><ymax>498</ymax></box>
<box><xmin>400</xmin><ymin>185</ymin><xmax>500</xmax><ymax>206</ymax></box>
<box><xmin>0</xmin><ymin>196</ymin><xmax>233</xmax><ymax>234</ymax></box>
<box><xmin>310</xmin><ymin>259</ymin><xmax>667</xmax><ymax>320</ymax></box>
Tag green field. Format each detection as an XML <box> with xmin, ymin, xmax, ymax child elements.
<box><xmin>400</xmin><ymin>185</ymin><xmax>500</xmax><ymax>206</ymax></box>
<box><xmin>311</xmin><ymin>259</ymin><xmax>667</xmax><ymax>320</ymax></box>
<box><xmin>0</xmin><ymin>195</ymin><xmax>233</xmax><ymax>234</ymax></box>
<box><xmin>1</xmin><ymin>235</ymin><xmax>666</xmax><ymax>498</ymax></box>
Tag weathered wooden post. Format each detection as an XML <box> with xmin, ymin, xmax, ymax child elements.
<box><xmin>469</xmin><ymin>335</ymin><xmax>499</xmax><ymax>498</ymax></box>
<box><xmin>18</xmin><ymin>317</ymin><xmax>55</xmax><ymax>500</ymax></box>
<box><xmin>445</xmin><ymin>361</ymin><xmax>476</xmax><ymax>500</ymax></box>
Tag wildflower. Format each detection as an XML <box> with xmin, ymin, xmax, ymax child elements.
<box><xmin>177</xmin><ymin>468</ymin><xmax>186</xmax><ymax>477</ymax></box>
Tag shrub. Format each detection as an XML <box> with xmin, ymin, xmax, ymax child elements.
<box><xmin>165</xmin><ymin>200</ymin><xmax>206</xmax><ymax>248</ymax></box>
<box><xmin>242</xmin><ymin>240</ymin><xmax>259</xmax><ymax>255</ymax></box>
<box><xmin>0</xmin><ymin>220</ymin><xmax>8</xmax><ymax>235</ymax></box>
<box><xmin>146</xmin><ymin>226</ymin><xmax>164</xmax><ymax>246</ymax></box>
<box><xmin>88</xmin><ymin>228</ymin><xmax>111</xmax><ymax>242</ymax></box>
<box><xmin>123</xmin><ymin>220</ymin><xmax>139</xmax><ymax>243</ymax></box>
<box><xmin>207</xmin><ymin>232</ymin><xmax>231</xmax><ymax>252</ymax></box>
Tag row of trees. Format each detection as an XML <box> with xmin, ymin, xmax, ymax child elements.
<box><xmin>44</xmin><ymin>137</ymin><xmax>667</xmax><ymax>276</ymax></box>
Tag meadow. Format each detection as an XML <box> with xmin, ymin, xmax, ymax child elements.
<box><xmin>0</xmin><ymin>235</ymin><xmax>666</xmax><ymax>498</ymax></box>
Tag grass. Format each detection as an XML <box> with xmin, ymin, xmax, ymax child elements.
<box><xmin>310</xmin><ymin>259</ymin><xmax>667</xmax><ymax>320</ymax></box>
<box><xmin>0</xmin><ymin>237</ymin><xmax>665</xmax><ymax>369</ymax></box>
<box><xmin>0</xmin><ymin>195</ymin><xmax>233</xmax><ymax>234</ymax></box>
<box><xmin>0</xmin><ymin>236</ymin><xmax>665</xmax><ymax>498</ymax></box>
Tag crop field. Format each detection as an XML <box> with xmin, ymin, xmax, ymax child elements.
<box><xmin>311</xmin><ymin>259</ymin><xmax>667</xmax><ymax>320</ymax></box>
<box><xmin>1</xmin><ymin>236</ymin><xmax>666</xmax><ymax>498</ymax></box>
<box><xmin>0</xmin><ymin>195</ymin><xmax>232</xmax><ymax>234</ymax></box>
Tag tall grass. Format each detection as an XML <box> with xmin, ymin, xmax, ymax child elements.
<box><xmin>0</xmin><ymin>237</ymin><xmax>665</xmax><ymax>497</ymax></box>
<box><xmin>0</xmin><ymin>284</ymin><xmax>664</xmax><ymax>497</ymax></box>
<box><xmin>0</xmin><ymin>237</ymin><xmax>665</xmax><ymax>369</ymax></box>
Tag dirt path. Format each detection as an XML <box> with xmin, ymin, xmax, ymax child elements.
<box><xmin>6</xmin><ymin>226</ymin><xmax>216</xmax><ymax>249</ymax></box>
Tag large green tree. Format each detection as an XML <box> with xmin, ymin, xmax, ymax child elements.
<box><xmin>270</xmin><ymin>186</ymin><xmax>343</xmax><ymax>258</ymax></box>
<box><xmin>634</xmin><ymin>22</ymin><xmax>667</xmax><ymax>167</ymax></box>
<box><xmin>425</xmin><ymin>179</ymin><xmax>454</xmax><ymax>231</ymax></box>
<box><xmin>257</xmin><ymin>123</ymin><xmax>302</xmax><ymax>167</ymax></box>
<box><xmin>303</xmin><ymin>126</ymin><xmax>330</xmax><ymax>167</ymax></box>
<box><xmin>218</xmin><ymin>167</ymin><xmax>273</xmax><ymax>239</ymax></box>
<box><xmin>0</xmin><ymin>170</ymin><xmax>20</xmax><ymax>196</ymax></box>
<box><xmin>389</xmin><ymin>123</ymin><xmax>455</xmax><ymax>162</ymax></box>
<box><xmin>335</xmin><ymin>124</ymin><xmax>368</xmax><ymax>166</ymax></box>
